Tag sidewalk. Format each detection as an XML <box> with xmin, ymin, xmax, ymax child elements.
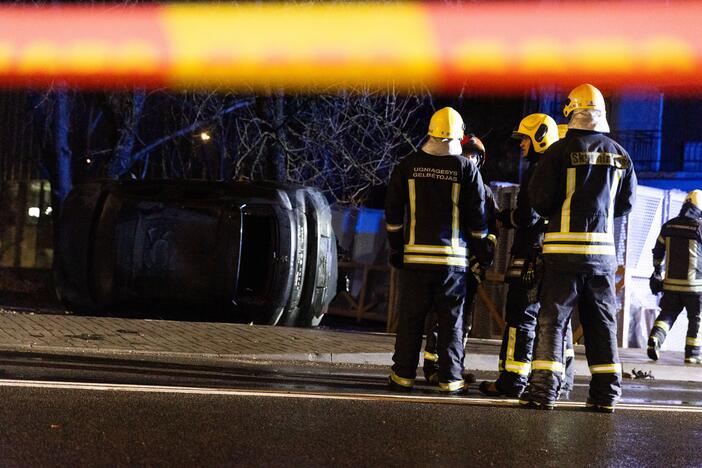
<box><xmin>0</xmin><ymin>308</ymin><xmax>700</xmax><ymax>382</ymax></box>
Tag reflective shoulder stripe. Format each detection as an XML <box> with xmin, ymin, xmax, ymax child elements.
<box><xmin>657</xmin><ymin>235</ymin><xmax>665</xmax><ymax>244</ymax></box>
<box><xmin>452</xmin><ymin>183</ymin><xmax>461</xmax><ymax>250</ymax></box>
<box><xmin>486</xmin><ymin>233</ymin><xmax>497</xmax><ymax>246</ymax></box>
<box><xmin>423</xmin><ymin>351</ymin><xmax>438</xmax><ymax>362</ymax></box>
<box><xmin>439</xmin><ymin>379</ymin><xmax>465</xmax><ymax>392</ymax></box>
<box><xmin>589</xmin><ymin>363</ymin><xmax>622</xmax><ymax>374</ymax></box>
<box><xmin>560</xmin><ymin>167</ymin><xmax>577</xmax><ymax>233</ymax></box>
<box><xmin>542</xmin><ymin>244</ymin><xmax>616</xmax><ymax>255</ymax></box>
<box><xmin>531</xmin><ymin>360</ymin><xmax>564</xmax><ymax>373</ymax></box>
<box><xmin>653</xmin><ymin>320</ymin><xmax>670</xmax><ymax>332</ymax></box>
<box><xmin>404</xmin><ymin>255</ymin><xmax>468</xmax><ymax>267</ymax></box>
<box><xmin>607</xmin><ymin>169</ymin><xmax>623</xmax><ymax>234</ymax></box>
<box><xmin>390</xmin><ymin>372</ymin><xmax>414</xmax><ymax>388</ymax></box>
<box><xmin>408</xmin><ymin>179</ymin><xmax>416</xmax><ymax>245</ymax></box>
<box><xmin>471</xmin><ymin>230</ymin><xmax>488</xmax><ymax>239</ymax></box>
<box><xmin>686</xmin><ymin>337</ymin><xmax>702</xmax><ymax>347</ymax></box>
<box><xmin>386</xmin><ymin>222</ymin><xmax>403</xmax><ymax>232</ymax></box>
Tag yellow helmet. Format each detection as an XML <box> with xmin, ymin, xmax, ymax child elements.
<box><xmin>557</xmin><ymin>124</ymin><xmax>569</xmax><ymax>139</ymax></box>
<box><xmin>427</xmin><ymin>107</ymin><xmax>465</xmax><ymax>140</ymax></box>
<box><xmin>563</xmin><ymin>83</ymin><xmax>606</xmax><ymax>118</ymax></box>
<box><xmin>686</xmin><ymin>190</ymin><xmax>702</xmax><ymax>209</ymax></box>
<box><xmin>511</xmin><ymin>113</ymin><xmax>559</xmax><ymax>154</ymax></box>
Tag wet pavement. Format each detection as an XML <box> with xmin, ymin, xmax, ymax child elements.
<box><xmin>0</xmin><ymin>307</ymin><xmax>699</xmax><ymax>384</ymax></box>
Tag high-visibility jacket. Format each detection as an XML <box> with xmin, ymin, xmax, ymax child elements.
<box><xmin>385</xmin><ymin>150</ymin><xmax>488</xmax><ymax>271</ymax></box>
<box><xmin>653</xmin><ymin>204</ymin><xmax>702</xmax><ymax>293</ymax></box>
<box><xmin>528</xmin><ymin>129</ymin><xmax>637</xmax><ymax>274</ymax></box>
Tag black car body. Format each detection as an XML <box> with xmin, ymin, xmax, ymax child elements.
<box><xmin>53</xmin><ymin>179</ymin><xmax>337</xmax><ymax>327</ymax></box>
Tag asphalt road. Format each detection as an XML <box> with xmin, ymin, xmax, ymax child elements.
<box><xmin>1</xmin><ymin>358</ymin><xmax>702</xmax><ymax>467</ymax></box>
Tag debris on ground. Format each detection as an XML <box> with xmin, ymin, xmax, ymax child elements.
<box><xmin>629</xmin><ymin>368</ymin><xmax>655</xmax><ymax>380</ymax></box>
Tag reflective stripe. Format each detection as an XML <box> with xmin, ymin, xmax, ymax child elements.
<box><xmin>510</xmin><ymin>259</ymin><xmax>526</xmax><ymax>266</ymax></box>
<box><xmin>439</xmin><ymin>379</ymin><xmax>465</xmax><ymax>392</ymax></box>
<box><xmin>689</xmin><ymin>239</ymin><xmax>699</xmax><ymax>282</ymax></box>
<box><xmin>544</xmin><ymin>232</ymin><xmax>614</xmax><ymax>243</ymax></box>
<box><xmin>404</xmin><ymin>255</ymin><xmax>468</xmax><ymax>267</ymax></box>
<box><xmin>607</xmin><ymin>169</ymin><xmax>623</xmax><ymax>234</ymax></box>
<box><xmin>390</xmin><ymin>372</ymin><xmax>414</xmax><ymax>388</ymax></box>
<box><xmin>663</xmin><ymin>278</ymin><xmax>702</xmax><ymax>286</ymax></box>
<box><xmin>408</xmin><ymin>179</ymin><xmax>416</xmax><ymax>245</ymax></box>
<box><xmin>665</xmin><ymin>237</ymin><xmax>671</xmax><ymax>277</ymax></box>
<box><xmin>564</xmin><ymin>348</ymin><xmax>575</xmax><ymax>358</ymax></box>
<box><xmin>532</xmin><ymin>360</ymin><xmax>564</xmax><ymax>373</ymax></box>
<box><xmin>451</xmin><ymin>183</ymin><xmax>460</xmax><ymax>250</ymax></box>
<box><xmin>687</xmin><ymin>337</ymin><xmax>702</xmax><ymax>347</ymax></box>
<box><xmin>486</xmin><ymin>234</ymin><xmax>497</xmax><ymax>246</ymax></box>
<box><xmin>560</xmin><ymin>167</ymin><xmax>576</xmax><ymax>233</ymax></box>
<box><xmin>423</xmin><ymin>351</ymin><xmax>438</xmax><ymax>362</ymax></box>
<box><xmin>654</xmin><ymin>320</ymin><xmax>670</xmax><ymax>332</ymax></box>
<box><xmin>657</xmin><ymin>235</ymin><xmax>664</xmax><ymax>244</ymax></box>
<box><xmin>507</xmin><ymin>327</ymin><xmax>516</xmax><ymax>361</ymax></box>
<box><xmin>386</xmin><ymin>222</ymin><xmax>403</xmax><ymax>232</ymax></box>
<box><xmin>664</xmin><ymin>284</ymin><xmax>702</xmax><ymax>293</ymax></box>
<box><xmin>504</xmin><ymin>359</ymin><xmax>531</xmax><ymax>376</ymax></box>
<box><xmin>542</xmin><ymin>244</ymin><xmax>616</xmax><ymax>255</ymax></box>
<box><xmin>471</xmin><ymin>230</ymin><xmax>488</xmax><ymax>239</ymax></box>
<box><xmin>589</xmin><ymin>363</ymin><xmax>622</xmax><ymax>374</ymax></box>
<box><xmin>498</xmin><ymin>359</ymin><xmax>505</xmax><ymax>372</ymax></box>
<box><xmin>404</xmin><ymin>244</ymin><xmax>468</xmax><ymax>256</ymax></box>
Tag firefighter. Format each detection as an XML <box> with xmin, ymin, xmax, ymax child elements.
<box><xmin>478</xmin><ymin>113</ymin><xmax>575</xmax><ymax>399</ymax></box>
<box><xmin>422</xmin><ymin>135</ymin><xmax>498</xmax><ymax>385</ymax></box>
<box><xmin>522</xmin><ymin>83</ymin><xmax>637</xmax><ymax>413</ymax></box>
<box><xmin>648</xmin><ymin>190</ymin><xmax>702</xmax><ymax>364</ymax></box>
<box><xmin>386</xmin><ymin>107</ymin><xmax>490</xmax><ymax>394</ymax></box>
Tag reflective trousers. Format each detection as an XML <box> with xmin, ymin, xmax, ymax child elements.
<box><xmin>649</xmin><ymin>292</ymin><xmax>702</xmax><ymax>359</ymax></box>
<box><xmin>494</xmin><ymin>283</ymin><xmax>576</xmax><ymax>396</ymax></box>
<box><xmin>423</xmin><ymin>275</ymin><xmax>477</xmax><ymax>377</ymax></box>
<box><xmin>527</xmin><ymin>268</ymin><xmax>621</xmax><ymax>405</ymax></box>
<box><xmin>392</xmin><ymin>269</ymin><xmax>466</xmax><ymax>389</ymax></box>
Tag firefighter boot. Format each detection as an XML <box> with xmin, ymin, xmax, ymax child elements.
<box><xmin>585</xmin><ymin>399</ymin><xmax>615</xmax><ymax>414</ymax></box>
<box><xmin>647</xmin><ymin>336</ymin><xmax>661</xmax><ymax>361</ymax></box>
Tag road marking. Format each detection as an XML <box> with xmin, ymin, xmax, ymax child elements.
<box><xmin>3</xmin><ymin>378</ymin><xmax>702</xmax><ymax>413</ymax></box>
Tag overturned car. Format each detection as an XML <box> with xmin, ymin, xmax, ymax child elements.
<box><xmin>53</xmin><ymin>179</ymin><xmax>337</xmax><ymax>327</ymax></box>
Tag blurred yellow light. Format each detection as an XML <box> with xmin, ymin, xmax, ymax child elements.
<box><xmin>200</xmin><ymin>132</ymin><xmax>211</xmax><ymax>141</ymax></box>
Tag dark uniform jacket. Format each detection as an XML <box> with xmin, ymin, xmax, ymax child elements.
<box><xmin>385</xmin><ymin>150</ymin><xmax>488</xmax><ymax>272</ymax></box>
<box><xmin>653</xmin><ymin>204</ymin><xmax>702</xmax><ymax>294</ymax></box>
<box><xmin>497</xmin><ymin>156</ymin><xmax>545</xmax><ymax>281</ymax></box>
<box><xmin>528</xmin><ymin>129</ymin><xmax>637</xmax><ymax>274</ymax></box>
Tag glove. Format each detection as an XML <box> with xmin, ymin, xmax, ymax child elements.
<box><xmin>470</xmin><ymin>236</ymin><xmax>495</xmax><ymax>271</ymax></box>
<box><xmin>469</xmin><ymin>256</ymin><xmax>486</xmax><ymax>285</ymax></box>
<box><xmin>389</xmin><ymin>251</ymin><xmax>404</xmax><ymax>269</ymax></box>
<box><xmin>520</xmin><ymin>253</ymin><xmax>543</xmax><ymax>289</ymax></box>
<box><xmin>649</xmin><ymin>273</ymin><xmax>663</xmax><ymax>295</ymax></box>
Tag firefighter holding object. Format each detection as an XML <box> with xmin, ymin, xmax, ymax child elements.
<box><xmin>648</xmin><ymin>190</ymin><xmax>702</xmax><ymax>364</ymax></box>
<box><xmin>422</xmin><ymin>135</ymin><xmax>498</xmax><ymax>385</ymax></box>
<box><xmin>478</xmin><ymin>113</ymin><xmax>574</xmax><ymax>399</ymax></box>
<box><xmin>522</xmin><ymin>84</ymin><xmax>637</xmax><ymax>413</ymax></box>
<box><xmin>386</xmin><ymin>107</ymin><xmax>490</xmax><ymax>394</ymax></box>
